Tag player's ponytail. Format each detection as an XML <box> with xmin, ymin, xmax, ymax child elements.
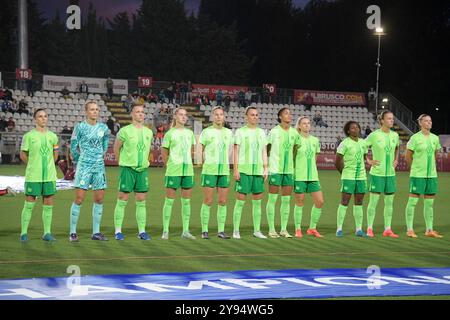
<box><xmin>377</xmin><ymin>110</ymin><xmax>393</xmax><ymax>125</ymax></box>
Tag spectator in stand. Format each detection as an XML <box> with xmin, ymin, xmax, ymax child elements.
<box><xmin>10</xmin><ymin>99</ymin><xmax>19</xmax><ymax>114</ymax></box>
<box><xmin>3</xmin><ymin>88</ymin><xmax>13</xmax><ymax>101</ymax></box>
<box><xmin>223</xmin><ymin>95</ymin><xmax>231</xmax><ymax>112</ymax></box>
<box><xmin>113</xmin><ymin>119</ymin><xmax>121</xmax><ymax>135</ymax></box>
<box><xmin>0</xmin><ymin>116</ymin><xmax>7</xmax><ymax>132</ymax></box>
<box><xmin>147</xmin><ymin>90</ymin><xmax>158</xmax><ymax>103</ymax></box>
<box><xmin>194</xmin><ymin>95</ymin><xmax>202</xmax><ymax>109</ymax></box>
<box><xmin>156</xmin><ymin>124</ymin><xmax>165</xmax><ymax>139</ymax></box>
<box><xmin>0</xmin><ymin>88</ymin><xmax>6</xmax><ymax>99</ymax></box>
<box><xmin>1</xmin><ymin>100</ymin><xmax>12</xmax><ymax>112</ymax></box>
<box><xmin>158</xmin><ymin>90</ymin><xmax>166</xmax><ymax>103</ymax></box>
<box><xmin>364</xmin><ymin>125</ymin><xmax>372</xmax><ymax>138</ymax></box>
<box><xmin>202</xmin><ymin>95</ymin><xmax>210</xmax><ymax>106</ymax></box>
<box><xmin>106</xmin><ymin>116</ymin><xmax>115</xmax><ymax>134</ymax></box>
<box><xmin>106</xmin><ymin>77</ymin><xmax>114</xmax><ymax>99</ymax></box>
<box><xmin>61</xmin><ymin>86</ymin><xmax>70</xmax><ymax>99</ymax></box>
<box><xmin>368</xmin><ymin>87</ymin><xmax>376</xmax><ymax>101</ymax></box>
<box><xmin>180</xmin><ymin>81</ymin><xmax>188</xmax><ymax>104</ymax></box>
<box><xmin>336</xmin><ymin>135</ymin><xmax>342</xmax><ymax>148</ymax></box>
<box><xmin>304</xmin><ymin>93</ymin><xmax>314</xmax><ymax>111</ymax></box>
<box><xmin>313</xmin><ymin>112</ymin><xmax>328</xmax><ymax>128</ymax></box>
<box><xmin>26</xmin><ymin>79</ymin><xmax>34</xmax><ymax>97</ymax></box>
<box><xmin>216</xmin><ymin>89</ymin><xmax>223</xmax><ymax>106</ymax></box>
<box><xmin>166</xmin><ymin>84</ymin><xmax>175</xmax><ymax>104</ymax></box>
<box><xmin>187</xmin><ymin>81</ymin><xmax>193</xmax><ymax>103</ymax></box>
<box><xmin>237</xmin><ymin>90</ymin><xmax>245</xmax><ymax>107</ymax></box>
<box><xmin>245</xmin><ymin>89</ymin><xmax>253</xmax><ymax>107</ymax></box>
<box><xmin>18</xmin><ymin>99</ymin><xmax>29</xmax><ymax>115</ymax></box>
<box><xmin>79</xmin><ymin>80</ymin><xmax>89</xmax><ymax>100</ymax></box>
<box><xmin>262</xmin><ymin>86</ymin><xmax>270</xmax><ymax>103</ymax></box>
<box><xmin>7</xmin><ymin>117</ymin><xmax>15</xmax><ymax>131</ymax></box>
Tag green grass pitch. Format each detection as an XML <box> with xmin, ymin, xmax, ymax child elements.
<box><xmin>0</xmin><ymin>165</ymin><xmax>449</xmax><ymax>299</ymax></box>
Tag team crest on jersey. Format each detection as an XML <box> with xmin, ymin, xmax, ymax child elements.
<box><xmin>98</xmin><ymin>131</ymin><xmax>104</xmax><ymax>137</ymax></box>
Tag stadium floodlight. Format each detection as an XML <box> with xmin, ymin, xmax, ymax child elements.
<box><xmin>373</xmin><ymin>26</ymin><xmax>386</xmax><ymax>115</ymax></box>
<box><xmin>382</xmin><ymin>98</ymin><xmax>389</xmax><ymax>103</ymax></box>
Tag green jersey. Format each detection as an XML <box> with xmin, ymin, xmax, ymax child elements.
<box><xmin>20</xmin><ymin>129</ymin><xmax>59</xmax><ymax>182</ymax></box>
<box><xmin>234</xmin><ymin>126</ymin><xmax>267</xmax><ymax>176</ymax></box>
<box><xmin>336</xmin><ymin>137</ymin><xmax>368</xmax><ymax>180</ymax></box>
<box><xmin>294</xmin><ymin>134</ymin><xmax>321</xmax><ymax>181</ymax></box>
<box><xmin>117</xmin><ymin>124</ymin><xmax>153</xmax><ymax>172</ymax></box>
<box><xmin>267</xmin><ymin>125</ymin><xmax>298</xmax><ymax>175</ymax></box>
<box><xmin>162</xmin><ymin>127</ymin><xmax>196</xmax><ymax>176</ymax></box>
<box><xmin>407</xmin><ymin>131</ymin><xmax>441</xmax><ymax>178</ymax></box>
<box><xmin>200</xmin><ymin>126</ymin><xmax>233</xmax><ymax>175</ymax></box>
<box><xmin>365</xmin><ymin>129</ymin><xmax>400</xmax><ymax>177</ymax></box>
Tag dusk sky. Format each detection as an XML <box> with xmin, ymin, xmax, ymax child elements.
<box><xmin>35</xmin><ymin>0</ymin><xmax>311</xmax><ymax>21</ymax></box>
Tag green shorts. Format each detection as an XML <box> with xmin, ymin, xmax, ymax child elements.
<box><xmin>369</xmin><ymin>175</ymin><xmax>397</xmax><ymax>194</ymax></box>
<box><xmin>341</xmin><ymin>179</ymin><xmax>367</xmax><ymax>194</ymax></box>
<box><xmin>409</xmin><ymin>177</ymin><xmax>438</xmax><ymax>195</ymax></box>
<box><xmin>269</xmin><ymin>174</ymin><xmax>294</xmax><ymax>186</ymax></box>
<box><xmin>294</xmin><ymin>181</ymin><xmax>321</xmax><ymax>194</ymax></box>
<box><xmin>25</xmin><ymin>181</ymin><xmax>56</xmax><ymax>197</ymax></box>
<box><xmin>201</xmin><ymin>174</ymin><xmax>230</xmax><ymax>188</ymax></box>
<box><xmin>235</xmin><ymin>173</ymin><xmax>264</xmax><ymax>194</ymax></box>
<box><xmin>165</xmin><ymin>176</ymin><xmax>194</xmax><ymax>189</ymax></box>
<box><xmin>119</xmin><ymin>166</ymin><xmax>148</xmax><ymax>193</ymax></box>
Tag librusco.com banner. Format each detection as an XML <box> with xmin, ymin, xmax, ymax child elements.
<box><xmin>43</xmin><ymin>74</ymin><xmax>128</xmax><ymax>95</ymax></box>
<box><xmin>294</xmin><ymin>89</ymin><xmax>366</xmax><ymax>106</ymax></box>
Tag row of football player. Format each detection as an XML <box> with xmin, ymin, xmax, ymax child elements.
<box><xmin>18</xmin><ymin>102</ymin><xmax>443</xmax><ymax>242</ymax></box>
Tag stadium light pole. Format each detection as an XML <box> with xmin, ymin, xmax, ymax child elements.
<box><xmin>374</xmin><ymin>27</ymin><xmax>385</xmax><ymax>116</ymax></box>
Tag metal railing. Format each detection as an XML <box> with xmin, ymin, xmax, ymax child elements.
<box><xmin>379</xmin><ymin>92</ymin><xmax>419</xmax><ymax>135</ymax></box>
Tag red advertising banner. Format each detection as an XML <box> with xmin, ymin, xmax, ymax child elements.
<box><xmin>192</xmin><ymin>84</ymin><xmax>248</xmax><ymax>97</ymax></box>
<box><xmin>16</xmin><ymin>68</ymin><xmax>32</xmax><ymax>80</ymax></box>
<box><xmin>294</xmin><ymin>89</ymin><xmax>366</xmax><ymax>106</ymax></box>
<box><xmin>138</xmin><ymin>76</ymin><xmax>153</xmax><ymax>88</ymax></box>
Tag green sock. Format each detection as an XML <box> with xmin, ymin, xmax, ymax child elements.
<box><xmin>92</xmin><ymin>203</ymin><xmax>103</xmax><ymax>234</ymax></box>
<box><xmin>337</xmin><ymin>204</ymin><xmax>348</xmax><ymax>230</ymax></box>
<box><xmin>42</xmin><ymin>205</ymin><xmax>53</xmax><ymax>235</ymax></box>
<box><xmin>252</xmin><ymin>199</ymin><xmax>262</xmax><ymax>233</ymax></box>
<box><xmin>135</xmin><ymin>201</ymin><xmax>147</xmax><ymax>234</ymax></box>
<box><xmin>233</xmin><ymin>200</ymin><xmax>245</xmax><ymax>232</ymax></box>
<box><xmin>383</xmin><ymin>194</ymin><xmax>395</xmax><ymax>230</ymax></box>
<box><xmin>280</xmin><ymin>196</ymin><xmax>291</xmax><ymax>231</ymax></box>
<box><xmin>70</xmin><ymin>202</ymin><xmax>81</xmax><ymax>234</ymax></box>
<box><xmin>266</xmin><ymin>193</ymin><xmax>278</xmax><ymax>232</ymax></box>
<box><xmin>217</xmin><ymin>205</ymin><xmax>227</xmax><ymax>233</ymax></box>
<box><xmin>294</xmin><ymin>205</ymin><xmax>303</xmax><ymax>230</ymax></box>
<box><xmin>405</xmin><ymin>197</ymin><xmax>419</xmax><ymax>231</ymax></box>
<box><xmin>309</xmin><ymin>206</ymin><xmax>322</xmax><ymax>230</ymax></box>
<box><xmin>353</xmin><ymin>205</ymin><xmax>364</xmax><ymax>231</ymax></box>
<box><xmin>162</xmin><ymin>197</ymin><xmax>174</xmax><ymax>233</ymax></box>
<box><xmin>181</xmin><ymin>198</ymin><xmax>191</xmax><ymax>233</ymax></box>
<box><xmin>21</xmin><ymin>201</ymin><xmax>35</xmax><ymax>236</ymax></box>
<box><xmin>367</xmin><ymin>193</ymin><xmax>380</xmax><ymax>229</ymax></box>
<box><xmin>114</xmin><ymin>199</ymin><xmax>128</xmax><ymax>233</ymax></box>
<box><xmin>423</xmin><ymin>198</ymin><xmax>434</xmax><ymax>231</ymax></box>
<box><xmin>200</xmin><ymin>203</ymin><xmax>211</xmax><ymax>233</ymax></box>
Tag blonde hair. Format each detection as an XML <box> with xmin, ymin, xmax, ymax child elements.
<box><xmin>417</xmin><ymin>114</ymin><xmax>431</xmax><ymax>126</ymax></box>
<box><xmin>84</xmin><ymin>100</ymin><xmax>98</xmax><ymax>110</ymax></box>
<box><xmin>377</xmin><ymin>110</ymin><xmax>393</xmax><ymax>125</ymax></box>
<box><xmin>171</xmin><ymin>107</ymin><xmax>187</xmax><ymax>128</ymax></box>
<box><xmin>212</xmin><ymin>106</ymin><xmax>224</xmax><ymax>114</ymax></box>
<box><xmin>295</xmin><ymin>116</ymin><xmax>310</xmax><ymax>130</ymax></box>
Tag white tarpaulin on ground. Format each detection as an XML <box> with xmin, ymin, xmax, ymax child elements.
<box><xmin>0</xmin><ymin>176</ymin><xmax>74</xmax><ymax>193</ymax></box>
<box><xmin>42</xmin><ymin>75</ymin><xmax>128</xmax><ymax>95</ymax></box>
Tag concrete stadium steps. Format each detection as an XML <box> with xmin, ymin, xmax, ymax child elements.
<box><xmin>106</xmin><ymin>101</ymin><xmax>131</xmax><ymax>125</ymax></box>
<box><xmin>182</xmin><ymin>104</ymin><xmax>210</xmax><ymax>127</ymax></box>
<box><xmin>393</xmin><ymin>124</ymin><xmax>411</xmax><ymax>142</ymax></box>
